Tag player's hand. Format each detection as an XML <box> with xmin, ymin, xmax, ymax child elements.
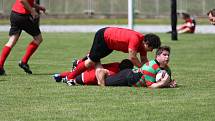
<box><xmin>39</xmin><ymin>6</ymin><xmax>46</xmax><ymax>13</ymax></box>
<box><xmin>169</xmin><ymin>80</ymin><xmax>177</xmax><ymax>88</ymax></box>
<box><xmin>31</xmin><ymin>9</ymin><xmax>39</xmax><ymax>19</ymax></box>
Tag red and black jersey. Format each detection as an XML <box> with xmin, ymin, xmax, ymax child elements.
<box><xmin>185</xmin><ymin>18</ymin><xmax>196</xmax><ymax>33</ymax></box>
<box><xmin>12</xmin><ymin>0</ymin><xmax>34</xmax><ymax>14</ymax></box>
<box><xmin>104</xmin><ymin>27</ymin><xmax>146</xmax><ymax>56</ymax></box>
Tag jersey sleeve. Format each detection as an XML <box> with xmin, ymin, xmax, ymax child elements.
<box><xmin>128</xmin><ymin>35</ymin><xmax>141</xmax><ymax>52</ymax></box>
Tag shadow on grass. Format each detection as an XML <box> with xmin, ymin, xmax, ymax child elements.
<box><xmin>0</xmin><ymin>79</ymin><xmax>7</xmax><ymax>82</ymax></box>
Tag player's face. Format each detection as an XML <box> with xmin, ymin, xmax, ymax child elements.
<box><xmin>144</xmin><ymin>43</ymin><xmax>154</xmax><ymax>52</ymax></box>
<box><xmin>157</xmin><ymin>50</ymin><xmax>170</xmax><ymax>66</ymax></box>
<box><xmin>208</xmin><ymin>13</ymin><xmax>215</xmax><ymax>25</ymax></box>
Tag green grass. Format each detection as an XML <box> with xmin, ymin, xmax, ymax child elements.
<box><xmin>0</xmin><ymin>18</ymin><xmax>211</xmax><ymax>25</ymax></box>
<box><xmin>0</xmin><ymin>32</ymin><xmax>215</xmax><ymax>121</ymax></box>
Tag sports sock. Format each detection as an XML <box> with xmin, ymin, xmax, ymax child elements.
<box><xmin>22</xmin><ymin>41</ymin><xmax>38</xmax><ymax>64</ymax></box>
<box><xmin>0</xmin><ymin>46</ymin><xmax>11</xmax><ymax>68</ymax></box>
<box><xmin>60</xmin><ymin>71</ymin><xmax>71</xmax><ymax>78</ymax></box>
<box><xmin>67</xmin><ymin>61</ymin><xmax>87</xmax><ymax>80</ymax></box>
<box><xmin>76</xmin><ymin>56</ymin><xmax>87</xmax><ymax>65</ymax></box>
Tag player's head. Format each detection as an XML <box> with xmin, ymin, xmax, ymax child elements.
<box><xmin>119</xmin><ymin>59</ymin><xmax>134</xmax><ymax>71</ymax></box>
<box><xmin>144</xmin><ymin>33</ymin><xmax>161</xmax><ymax>52</ymax></box>
<box><xmin>207</xmin><ymin>9</ymin><xmax>215</xmax><ymax>25</ymax></box>
<box><xmin>155</xmin><ymin>46</ymin><xmax>171</xmax><ymax>67</ymax></box>
<box><xmin>181</xmin><ymin>12</ymin><xmax>190</xmax><ymax>19</ymax></box>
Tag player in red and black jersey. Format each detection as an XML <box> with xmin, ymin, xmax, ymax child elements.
<box><xmin>53</xmin><ymin>59</ymin><xmax>133</xmax><ymax>86</ymax></box>
<box><xmin>167</xmin><ymin>12</ymin><xmax>196</xmax><ymax>34</ymax></box>
<box><xmin>177</xmin><ymin>12</ymin><xmax>196</xmax><ymax>33</ymax></box>
<box><xmin>0</xmin><ymin>0</ymin><xmax>46</xmax><ymax>75</ymax></box>
<box><xmin>65</xmin><ymin>27</ymin><xmax>161</xmax><ymax>85</ymax></box>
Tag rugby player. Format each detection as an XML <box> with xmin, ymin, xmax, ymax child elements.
<box><xmin>53</xmin><ymin>59</ymin><xmax>134</xmax><ymax>86</ymax></box>
<box><xmin>0</xmin><ymin>0</ymin><xmax>46</xmax><ymax>75</ymax></box>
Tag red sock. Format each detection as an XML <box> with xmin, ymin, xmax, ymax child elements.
<box><xmin>60</xmin><ymin>71</ymin><xmax>71</xmax><ymax>78</ymax></box>
<box><xmin>22</xmin><ymin>41</ymin><xmax>38</xmax><ymax>64</ymax></box>
<box><xmin>0</xmin><ymin>46</ymin><xmax>11</xmax><ymax>68</ymax></box>
<box><xmin>67</xmin><ymin>61</ymin><xmax>87</xmax><ymax>80</ymax></box>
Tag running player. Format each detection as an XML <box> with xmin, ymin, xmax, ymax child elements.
<box><xmin>0</xmin><ymin>0</ymin><xmax>46</xmax><ymax>75</ymax></box>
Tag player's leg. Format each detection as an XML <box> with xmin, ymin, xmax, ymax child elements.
<box><xmin>67</xmin><ymin>58</ymin><xmax>95</xmax><ymax>80</ymax></box>
<box><xmin>66</xmin><ymin>27</ymin><xmax>112</xmax><ymax>81</ymax></box>
<box><xmin>105</xmin><ymin>69</ymin><xmax>141</xmax><ymax>86</ymax></box>
<box><xmin>74</xmin><ymin>74</ymin><xmax>84</xmax><ymax>85</ymax></box>
<box><xmin>53</xmin><ymin>71</ymin><xmax>71</xmax><ymax>82</ymax></box>
<box><xmin>19</xmin><ymin>15</ymin><xmax>43</xmax><ymax>74</ymax></box>
<box><xmin>105</xmin><ymin>69</ymin><xmax>133</xmax><ymax>86</ymax></box>
<box><xmin>0</xmin><ymin>11</ymin><xmax>22</xmax><ymax>75</ymax></box>
<box><xmin>0</xmin><ymin>34</ymin><xmax>20</xmax><ymax>75</ymax></box>
<box><xmin>21</xmin><ymin>34</ymin><xmax>43</xmax><ymax>64</ymax></box>
<box><xmin>72</xmin><ymin>53</ymin><xmax>89</xmax><ymax>70</ymax></box>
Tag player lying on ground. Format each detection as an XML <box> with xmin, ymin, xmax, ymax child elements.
<box><xmin>53</xmin><ymin>59</ymin><xmax>134</xmax><ymax>86</ymax></box>
<box><xmin>96</xmin><ymin>46</ymin><xmax>177</xmax><ymax>88</ymax></box>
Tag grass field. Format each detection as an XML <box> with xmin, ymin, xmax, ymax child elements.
<box><xmin>0</xmin><ymin>32</ymin><xmax>215</xmax><ymax>121</ymax></box>
<box><xmin>0</xmin><ymin>18</ymin><xmax>211</xmax><ymax>25</ymax></box>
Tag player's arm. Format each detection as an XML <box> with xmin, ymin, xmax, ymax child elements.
<box><xmin>20</xmin><ymin>0</ymin><xmax>38</xmax><ymax>18</ymax></box>
<box><xmin>95</xmin><ymin>63</ymin><xmax>107</xmax><ymax>86</ymax></box>
<box><xmin>34</xmin><ymin>3</ymin><xmax>46</xmax><ymax>13</ymax></box>
<box><xmin>149</xmin><ymin>74</ymin><xmax>171</xmax><ymax>88</ymax></box>
<box><xmin>95</xmin><ymin>68</ymin><xmax>109</xmax><ymax>86</ymax></box>
<box><xmin>128</xmin><ymin>48</ymin><xmax>142</xmax><ymax>68</ymax></box>
<box><xmin>140</xmin><ymin>54</ymin><xmax>148</xmax><ymax>65</ymax></box>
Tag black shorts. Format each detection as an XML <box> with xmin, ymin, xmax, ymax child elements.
<box><xmin>9</xmin><ymin>11</ymin><xmax>41</xmax><ymax>36</ymax></box>
<box><xmin>105</xmin><ymin>69</ymin><xmax>141</xmax><ymax>86</ymax></box>
<box><xmin>88</xmin><ymin>27</ymin><xmax>113</xmax><ymax>62</ymax></box>
<box><xmin>75</xmin><ymin>74</ymin><xmax>84</xmax><ymax>85</ymax></box>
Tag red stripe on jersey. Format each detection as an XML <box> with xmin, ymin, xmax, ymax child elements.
<box><xmin>143</xmin><ymin>70</ymin><xmax>156</xmax><ymax>78</ymax></box>
<box><xmin>140</xmin><ymin>75</ymin><xmax>145</xmax><ymax>81</ymax></box>
<box><xmin>152</xmin><ymin>64</ymin><xmax>159</xmax><ymax>70</ymax></box>
<box><xmin>145</xmin><ymin>80</ymin><xmax>154</xmax><ymax>86</ymax></box>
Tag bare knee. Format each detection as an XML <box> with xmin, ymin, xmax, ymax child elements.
<box><xmin>84</xmin><ymin>59</ymin><xmax>95</xmax><ymax>68</ymax></box>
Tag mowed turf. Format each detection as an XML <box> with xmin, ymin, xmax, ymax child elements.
<box><xmin>0</xmin><ymin>32</ymin><xmax>214</xmax><ymax>121</ymax></box>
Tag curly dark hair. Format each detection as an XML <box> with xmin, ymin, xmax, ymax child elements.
<box><xmin>144</xmin><ymin>33</ymin><xmax>161</xmax><ymax>49</ymax></box>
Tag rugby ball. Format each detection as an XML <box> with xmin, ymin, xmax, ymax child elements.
<box><xmin>156</xmin><ymin>70</ymin><xmax>169</xmax><ymax>82</ymax></box>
